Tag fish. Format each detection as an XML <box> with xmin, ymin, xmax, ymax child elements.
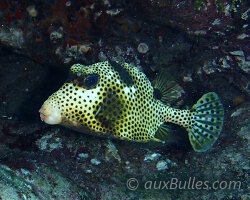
<box><xmin>39</xmin><ymin>61</ymin><xmax>224</xmax><ymax>152</ymax></box>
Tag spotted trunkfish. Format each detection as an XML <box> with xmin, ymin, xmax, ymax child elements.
<box><xmin>39</xmin><ymin>61</ymin><xmax>224</xmax><ymax>152</ymax></box>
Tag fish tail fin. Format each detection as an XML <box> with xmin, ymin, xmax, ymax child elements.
<box><xmin>188</xmin><ymin>92</ymin><xmax>224</xmax><ymax>152</ymax></box>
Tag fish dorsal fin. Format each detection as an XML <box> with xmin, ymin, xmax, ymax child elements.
<box><xmin>152</xmin><ymin>70</ymin><xmax>184</xmax><ymax>105</ymax></box>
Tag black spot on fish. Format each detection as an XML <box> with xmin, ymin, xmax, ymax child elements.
<box><xmin>109</xmin><ymin>61</ymin><xmax>133</xmax><ymax>85</ymax></box>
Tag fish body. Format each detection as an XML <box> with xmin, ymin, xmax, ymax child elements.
<box><xmin>40</xmin><ymin>61</ymin><xmax>224</xmax><ymax>152</ymax></box>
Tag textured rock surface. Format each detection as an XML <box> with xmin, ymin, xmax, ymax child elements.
<box><xmin>0</xmin><ymin>0</ymin><xmax>249</xmax><ymax>199</ymax></box>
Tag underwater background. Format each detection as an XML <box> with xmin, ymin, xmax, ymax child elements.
<box><xmin>0</xmin><ymin>0</ymin><xmax>249</xmax><ymax>199</ymax></box>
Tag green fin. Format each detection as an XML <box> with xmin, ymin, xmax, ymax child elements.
<box><xmin>154</xmin><ymin>123</ymin><xmax>172</xmax><ymax>142</ymax></box>
<box><xmin>153</xmin><ymin>71</ymin><xmax>184</xmax><ymax>105</ymax></box>
<box><xmin>188</xmin><ymin>92</ymin><xmax>224</xmax><ymax>152</ymax></box>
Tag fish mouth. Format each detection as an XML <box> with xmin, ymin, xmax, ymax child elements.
<box><xmin>39</xmin><ymin>101</ymin><xmax>62</xmax><ymax>125</ymax></box>
<box><xmin>39</xmin><ymin>110</ymin><xmax>46</xmax><ymax>122</ymax></box>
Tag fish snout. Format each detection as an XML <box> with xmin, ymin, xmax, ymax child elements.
<box><xmin>39</xmin><ymin>100</ymin><xmax>62</xmax><ymax>125</ymax></box>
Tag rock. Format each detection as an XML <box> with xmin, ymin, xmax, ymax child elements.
<box><xmin>156</xmin><ymin>159</ymin><xmax>176</xmax><ymax>171</ymax></box>
<box><xmin>0</xmin><ymin>164</ymin><xmax>90</xmax><ymax>199</ymax></box>
<box><xmin>127</xmin><ymin>0</ymin><xmax>247</xmax><ymax>38</ymax></box>
<box><xmin>105</xmin><ymin>140</ymin><xmax>121</xmax><ymax>163</ymax></box>
<box><xmin>241</xmin><ymin>8</ymin><xmax>250</xmax><ymax>20</ymax></box>
<box><xmin>229</xmin><ymin>50</ymin><xmax>250</xmax><ymax>74</ymax></box>
<box><xmin>230</xmin><ymin>102</ymin><xmax>250</xmax><ymax>141</ymax></box>
<box><xmin>85</xmin><ymin>169</ymin><xmax>92</xmax><ymax>174</ymax></box>
<box><xmin>231</xmin><ymin>102</ymin><xmax>250</xmax><ymax>143</ymax></box>
<box><xmin>237</xmin><ymin>33</ymin><xmax>249</xmax><ymax>40</ymax></box>
<box><xmin>0</xmin><ymin>26</ymin><xmax>24</xmax><ymax>49</ymax></box>
<box><xmin>49</xmin><ymin>27</ymin><xmax>64</xmax><ymax>44</ymax></box>
<box><xmin>0</xmin><ymin>1</ymin><xmax>249</xmax><ymax>199</ymax></box>
<box><xmin>26</xmin><ymin>5</ymin><xmax>38</xmax><ymax>17</ymax></box>
<box><xmin>237</xmin><ymin>124</ymin><xmax>250</xmax><ymax>141</ymax></box>
<box><xmin>230</xmin><ymin>50</ymin><xmax>244</xmax><ymax>57</ymax></box>
<box><xmin>77</xmin><ymin>153</ymin><xmax>89</xmax><ymax>160</ymax></box>
<box><xmin>144</xmin><ymin>152</ymin><xmax>161</xmax><ymax>162</ymax></box>
<box><xmin>106</xmin><ymin>8</ymin><xmax>123</xmax><ymax>16</ymax></box>
<box><xmin>90</xmin><ymin>158</ymin><xmax>101</xmax><ymax>166</ymax></box>
<box><xmin>235</xmin><ymin>56</ymin><xmax>250</xmax><ymax>74</ymax></box>
<box><xmin>241</xmin><ymin>194</ymin><xmax>250</xmax><ymax>200</ymax></box>
<box><xmin>36</xmin><ymin>130</ymin><xmax>63</xmax><ymax>152</ymax></box>
<box><xmin>0</xmin><ymin>48</ymin><xmax>48</xmax><ymax>118</ymax></box>
<box><xmin>231</xmin><ymin>108</ymin><xmax>244</xmax><ymax>117</ymax></box>
<box><xmin>183</xmin><ymin>73</ymin><xmax>193</xmax><ymax>82</ymax></box>
<box><xmin>219</xmin><ymin>57</ymin><xmax>231</xmax><ymax>69</ymax></box>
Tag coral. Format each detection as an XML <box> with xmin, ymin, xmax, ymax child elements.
<box><xmin>137</xmin><ymin>43</ymin><xmax>149</xmax><ymax>54</ymax></box>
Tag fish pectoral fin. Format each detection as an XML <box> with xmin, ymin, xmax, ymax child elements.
<box><xmin>152</xmin><ymin>70</ymin><xmax>184</xmax><ymax>105</ymax></box>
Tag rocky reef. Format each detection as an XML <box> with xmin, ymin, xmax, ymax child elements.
<box><xmin>0</xmin><ymin>0</ymin><xmax>249</xmax><ymax>199</ymax></box>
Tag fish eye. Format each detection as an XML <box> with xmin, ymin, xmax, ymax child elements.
<box><xmin>84</xmin><ymin>74</ymin><xmax>99</xmax><ymax>89</ymax></box>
